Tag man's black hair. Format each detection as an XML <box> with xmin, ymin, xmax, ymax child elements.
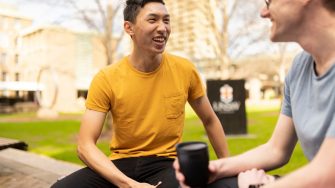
<box><xmin>124</xmin><ymin>0</ymin><xmax>165</xmax><ymax>23</ymax></box>
<box><xmin>322</xmin><ymin>0</ymin><xmax>335</xmax><ymax>12</ymax></box>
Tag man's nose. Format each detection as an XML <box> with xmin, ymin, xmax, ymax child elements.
<box><xmin>157</xmin><ymin>21</ymin><xmax>168</xmax><ymax>32</ymax></box>
<box><xmin>260</xmin><ymin>6</ymin><xmax>270</xmax><ymax>18</ymax></box>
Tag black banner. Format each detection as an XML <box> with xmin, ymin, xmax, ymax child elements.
<box><xmin>207</xmin><ymin>80</ymin><xmax>247</xmax><ymax>135</ymax></box>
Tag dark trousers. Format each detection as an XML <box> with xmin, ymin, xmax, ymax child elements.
<box><xmin>51</xmin><ymin>156</ymin><xmax>238</xmax><ymax>188</ymax></box>
<box><xmin>207</xmin><ymin>176</ymin><xmax>238</xmax><ymax>188</ymax></box>
<box><xmin>51</xmin><ymin>156</ymin><xmax>178</xmax><ymax>188</ymax></box>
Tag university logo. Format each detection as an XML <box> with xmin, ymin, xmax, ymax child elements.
<box><xmin>220</xmin><ymin>84</ymin><xmax>233</xmax><ymax>104</ymax></box>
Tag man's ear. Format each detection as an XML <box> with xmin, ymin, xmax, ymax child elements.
<box><xmin>124</xmin><ymin>21</ymin><xmax>134</xmax><ymax>36</ymax></box>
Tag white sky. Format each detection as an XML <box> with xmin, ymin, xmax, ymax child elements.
<box><xmin>0</xmin><ymin>0</ymin><xmax>301</xmax><ymax>58</ymax></box>
<box><xmin>0</xmin><ymin>0</ymin><xmax>124</xmax><ymax>32</ymax></box>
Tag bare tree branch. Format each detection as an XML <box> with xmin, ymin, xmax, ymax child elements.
<box><xmin>94</xmin><ymin>0</ymin><xmax>107</xmax><ymax>29</ymax></box>
<box><xmin>68</xmin><ymin>0</ymin><xmax>101</xmax><ymax>32</ymax></box>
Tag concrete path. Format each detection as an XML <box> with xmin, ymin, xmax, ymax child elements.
<box><xmin>0</xmin><ymin>148</ymin><xmax>82</xmax><ymax>188</ymax></box>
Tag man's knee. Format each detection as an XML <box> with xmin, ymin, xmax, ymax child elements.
<box><xmin>51</xmin><ymin>167</ymin><xmax>113</xmax><ymax>188</ymax></box>
<box><xmin>207</xmin><ymin>176</ymin><xmax>238</xmax><ymax>188</ymax></box>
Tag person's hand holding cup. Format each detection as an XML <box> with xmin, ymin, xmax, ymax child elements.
<box><xmin>176</xmin><ymin>141</ymin><xmax>209</xmax><ymax>188</ymax></box>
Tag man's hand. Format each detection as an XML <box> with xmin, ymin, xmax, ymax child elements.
<box><xmin>207</xmin><ymin>160</ymin><xmax>224</xmax><ymax>184</ymax></box>
<box><xmin>238</xmin><ymin>169</ymin><xmax>275</xmax><ymax>188</ymax></box>
<box><xmin>173</xmin><ymin>159</ymin><xmax>190</xmax><ymax>188</ymax></box>
<box><xmin>128</xmin><ymin>181</ymin><xmax>162</xmax><ymax>188</ymax></box>
<box><xmin>173</xmin><ymin>159</ymin><xmax>223</xmax><ymax>187</ymax></box>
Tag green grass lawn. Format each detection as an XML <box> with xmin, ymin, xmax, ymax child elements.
<box><xmin>0</xmin><ymin>104</ymin><xmax>307</xmax><ymax>176</ymax></box>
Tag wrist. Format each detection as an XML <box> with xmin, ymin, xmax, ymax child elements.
<box><xmin>115</xmin><ymin>177</ymin><xmax>137</xmax><ymax>188</ymax></box>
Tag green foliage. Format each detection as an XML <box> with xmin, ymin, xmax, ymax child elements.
<box><xmin>0</xmin><ymin>106</ymin><xmax>308</xmax><ymax>175</ymax></box>
<box><xmin>0</xmin><ymin>120</ymin><xmax>82</xmax><ymax>164</ymax></box>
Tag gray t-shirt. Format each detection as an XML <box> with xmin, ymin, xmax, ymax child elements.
<box><xmin>281</xmin><ymin>51</ymin><xmax>335</xmax><ymax>161</ymax></box>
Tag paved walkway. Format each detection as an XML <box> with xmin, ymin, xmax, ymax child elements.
<box><xmin>0</xmin><ymin>148</ymin><xmax>82</xmax><ymax>188</ymax></box>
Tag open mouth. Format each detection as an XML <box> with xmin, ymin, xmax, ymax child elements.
<box><xmin>153</xmin><ymin>36</ymin><xmax>166</xmax><ymax>44</ymax></box>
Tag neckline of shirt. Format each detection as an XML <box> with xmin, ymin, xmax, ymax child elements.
<box><xmin>125</xmin><ymin>54</ymin><xmax>166</xmax><ymax>77</ymax></box>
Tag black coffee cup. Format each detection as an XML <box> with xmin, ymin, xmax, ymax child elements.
<box><xmin>176</xmin><ymin>141</ymin><xmax>209</xmax><ymax>188</ymax></box>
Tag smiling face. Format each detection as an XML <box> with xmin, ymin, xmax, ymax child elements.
<box><xmin>260</xmin><ymin>0</ymin><xmax>306</xmax><ymax>42</ymax></box>
<box><xmin>125</xmin><ymin>2</ymin><xmax>171</xmax><ymax>55</ymax></box>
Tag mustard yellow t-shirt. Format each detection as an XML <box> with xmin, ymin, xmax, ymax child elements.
<box><xmin>86</xmin><ymin>53</ymin><xmax>205</xmax><ymax>160</ymax></box>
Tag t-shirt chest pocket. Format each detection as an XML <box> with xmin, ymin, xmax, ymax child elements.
<box><xmin>164</xmin><ymin>93</ymin><xmax>185</xmax><ymax>119</ymax></box>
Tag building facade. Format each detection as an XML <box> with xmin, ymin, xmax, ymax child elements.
<box><xmin>18</xmin><ymin>26</ymin><xmax>107</xmax><ymax>112</ymax></box>
<box><xmin>165</xmin><ymin>0</ymin><xmax>221</xmax><ymax>73</ymax></box>
<box><xmin>0</xmin><ymin>3</ymin><xmax>32</xmax><ymax>103</ymax></box>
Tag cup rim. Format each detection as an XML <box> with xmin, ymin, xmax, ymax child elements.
<box><xmin>176</xmin><ymin>141</ymin><xmax>207</xmax><ymax>150</ymax></box>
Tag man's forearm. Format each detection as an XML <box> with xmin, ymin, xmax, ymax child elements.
<box><xmin>205</xmin><ymin>118</ymin><xmax>229</xmax><ymax>158</ymax></box>
<box><xmin>264</xmin><ymin>164</ymin><xmax>326</xmax><ymax>188</ymax></box>
<box><xmin>77</xmin><ymin>143</ymin><xmax>136</xmax><ymax>187</ymax></box>
<box><xmin>265</xmin><ymin>138</ymin><xmax>335</xmax><ymax>188</ymax></box>
<box><xmin>215</xmin><ymin>143</ymin><xmax>288</xmax><ymax>178</ymax></box>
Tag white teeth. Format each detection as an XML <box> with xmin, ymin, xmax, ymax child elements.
<box><xmin>153</xmin><ymin>37</ymin><xmax>165</xmax><ymax>42</ymax></box>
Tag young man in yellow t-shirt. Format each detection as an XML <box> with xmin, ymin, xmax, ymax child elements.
<box><xmin>52</xmin><ymin>0</ymin><xmax>228</xmax><ymax>187</ymax></box>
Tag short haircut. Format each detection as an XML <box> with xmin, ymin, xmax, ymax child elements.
<box><xmin>322</xmin><ymin>0</ymin><xmax>335</xmax><ymax>12</ymax></box>
<box><xmin>124</xmin><ymin>0</ymin><xmax>165</xmax><ymax>23</ymax></box>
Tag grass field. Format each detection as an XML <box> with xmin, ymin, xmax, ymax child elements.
<box><xmin>0</xmin><ymin>103</ymin><xmax>307</xmax><ymax>176</ymax></box>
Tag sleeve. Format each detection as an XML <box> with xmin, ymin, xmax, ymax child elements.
<box><xmin>188</xmin><ymin>64</ymin><xmax>205</xmax><ymax>101</ymax></box>
<box><xmin>326</xmin><ymin>92</ymin><xmax>335</xmax><ymax>137</ymax></box>
<box><xmin>280</xmin><ymin>73</ymin><xmax>292</xmax><ymax>117</ymax></box>
<box><xmin>85</xmin><ymin>70</ymin><xmax>112</xmax><ymax>112</ymax></box>
<box><xmin>326</xmin><ymin>117</ymin><xmax>335</xmax><ymax>138</ymax></box>
<box><xmin>280</xmin><ymin>51</ymin><xmax>307</xmax><ymax>117</ymax></box>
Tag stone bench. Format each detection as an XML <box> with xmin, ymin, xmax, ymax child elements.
<box><xmin>0</xmin><ymin>148</ymin><xmax>83</xmax><ymax>188</ymax></box>
<box><xmin>0</xmin><ymin>137</ymin><xmax>28</xmax><ymax>151</ymax></box>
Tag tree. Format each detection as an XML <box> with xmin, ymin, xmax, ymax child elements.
<box><xmin>65</xmin><ymin>0</ymin><xmax>124</xmax><ymax>135</ymax></box>
<box><xmin>12</xmin><ymin>0</ymin><xmax>125</xmax><ymax>65</ymax></box>
<box><xmin>67</xmin><ymin>0</ymin><xmax>125</xmax><ymax>65</ymax></box>
<box><xmin>58</xmin><ymin>0</ymin><xmax>125</xmax><ymax>133</ymax></box>
<box><xmin>215</xmin><ymin>0</ymin><xmax>269</xmax><ymax>79</ymax></box>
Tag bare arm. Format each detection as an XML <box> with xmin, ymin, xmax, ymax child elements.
<box><xmin>77</xmin><ymin>109</ymin><xmax>155</xmax><ymax>187</ymax></box>
<box><xmin>189</xmin><ymin>95</ymin><xmax>229</xmax><ymax>158</ymax></box>
<box><xmin>265</xmin><ymin>137</ymin><xmax>335</xmax><ymax>188</ymax></box>
<box><xmin>214</xmin><ymin>114</ymin><xmax>298</xmax><ymax>178</ymax></box>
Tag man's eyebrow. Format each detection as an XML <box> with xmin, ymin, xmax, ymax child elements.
<box><xmin>146</xmin><ymin>13</ymin><xmax>170</xmax><ymax>18</ymax></box>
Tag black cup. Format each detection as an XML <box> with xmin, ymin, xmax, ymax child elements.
<box><xmin>176</xmin><ymin>141</ymin><xmax>209</xmax><ymax>188</ymax></box>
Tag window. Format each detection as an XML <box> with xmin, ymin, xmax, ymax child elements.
<box><xmin>1</xmin><ymin>72</ymin><xmax>7</xmax><ymax>81</ymax></box>
<box><xmin>0</xmin><ymin>53</ymin><xmax>6</xmax><ymax>64</ymax></box>
<box><xmin>16</xmin><ymin>37</ymin><xmax>22</xmax><ymax>49</ymax></box>
<box><xmin>15</xmin><ymin>72</ymin><xmax>20</xmax><ymax>97</ymax></box>
<box><xmin>15</xmin><ymin>54</ymin><xmax>19</xmax><ymax>64</ymax></box>
<box><xmin>77</xmin><ymin>90</ymin><xmax>88</xmax><ymax>99</ymax></box>
<box><xmin>15</xmin><ymin>73</ymin><xmax>20</xmax><ymax>81</ymax></box>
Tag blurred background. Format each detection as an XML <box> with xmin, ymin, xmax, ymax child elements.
<box><xmin>0</xmin><ymin>0</ymin><xmax>301</xmax><ymax>114</ymax></box>
<box><xmin>0</xmin><ymin>1</ymin><xmax>307</xmax><ymax>186</ymax></box>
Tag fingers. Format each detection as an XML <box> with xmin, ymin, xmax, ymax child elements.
<box><xmin>175</xmin><ymin>170</ymin><xmax>185</xmax><ymax>182</ymax></box>
<box><xmin>173</xmin><ymin>159</ymin><xmax>183</xmax><ymax>181</ymax></box>
<box><xmin>173</xmin><ymin>159</ymin><xmax>180</xmax><ymax>170</ymax></box>
<box><xmin>263</xmin><ymin>174</ymin><xmax>276</xmax><ymax>184</ymax></box>
<box><xmin>173</xmin><ymin>159</ymin><xmax>187</xmax><ymax>186</ymax></box>
<box><xmin>208</xmin><ymin>161</ymin><xmax>216</xmax><ymax>173</ymax></box>
<box><xmin>238</xmin><ymin>168</ymin><xmax>268</xmax><ymax>188</ymax></box>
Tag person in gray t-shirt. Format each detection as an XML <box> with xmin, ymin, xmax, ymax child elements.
<box><xmin>174</xmin><ymin>0</ymin><xmax>335</xmax><ymax>187</ymax></box>
<box><xmin>281</xmin><ymin>51</ymin><xmax>335</xmax><ymax>161</ymax></box>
